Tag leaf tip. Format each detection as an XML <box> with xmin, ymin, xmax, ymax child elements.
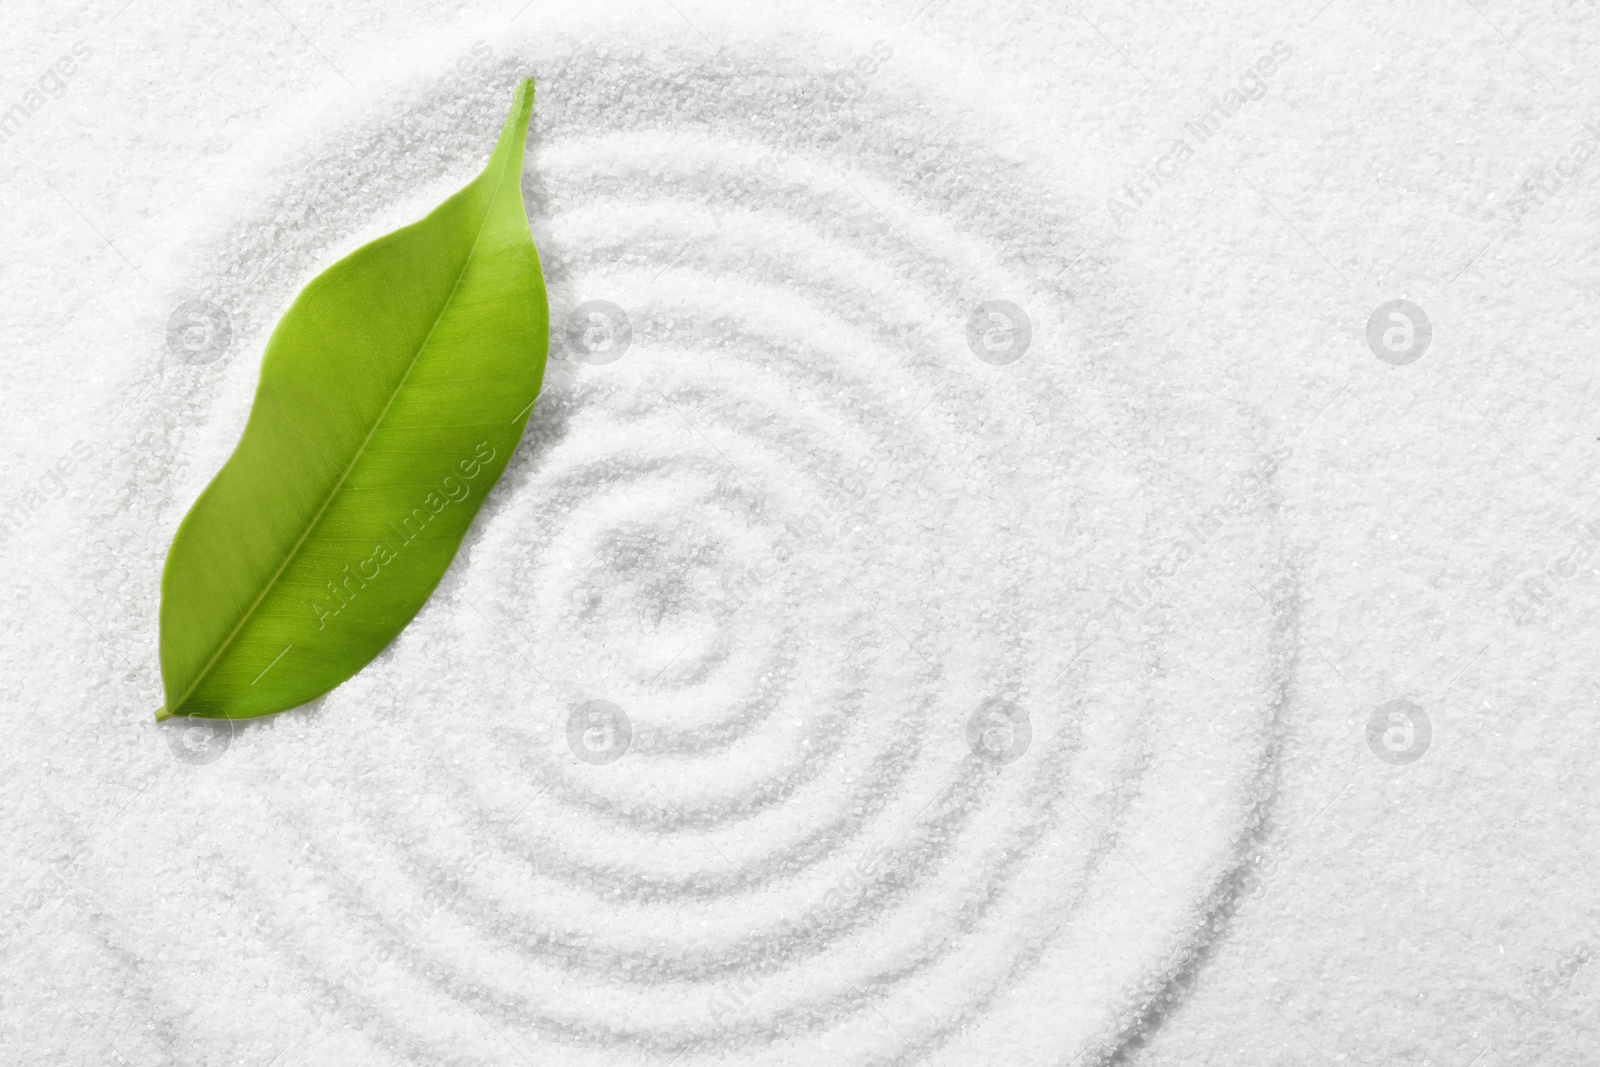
<box><xmin>491</xmin><ymin>78</ymin><xmax>537</xmax><ymax>172</ymax></box>
<box><xmin>513</xmin><ymin>77</ymin><xmax>535</xmax><ymax>122</ymax></box>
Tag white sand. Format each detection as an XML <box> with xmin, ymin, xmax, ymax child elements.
<box><xmin>2</xmin><ymin>1</ymin><xmax>1597</xmax><ymax>1065</ymax></box>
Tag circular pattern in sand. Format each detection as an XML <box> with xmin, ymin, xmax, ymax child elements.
<box><xmin>92</xmin><ymin>15</ymin><xmax>1287</xmax><ymax>1066</ymax></box>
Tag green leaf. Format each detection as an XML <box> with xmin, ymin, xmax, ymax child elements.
<box><xmin>156</xmin><ymin>80</ymin><xmax>547</xmax><ymax>721</ymax></box>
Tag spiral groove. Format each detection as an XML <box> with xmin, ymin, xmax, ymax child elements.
<box><xmin>94</xmin><ymin>20</ymin><xmax>1285</xmax><ymax>1066</ymax></box>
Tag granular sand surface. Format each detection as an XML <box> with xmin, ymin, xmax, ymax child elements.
<box><xmin>2</xmin><ymin>2</ymin><xmax>1597</xmax><ymax>1065</ymax></box>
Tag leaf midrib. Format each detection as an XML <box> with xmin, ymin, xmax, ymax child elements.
<box><xmin>167</xmin><ymin>158</ymin><xmax>517</xmax><ymax>716</ymax></box>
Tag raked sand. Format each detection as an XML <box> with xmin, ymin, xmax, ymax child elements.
<box><xmin>2</xmin><ymin>2</ymin><xmax>1597</xmax><ymax>1065</ymax></box>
